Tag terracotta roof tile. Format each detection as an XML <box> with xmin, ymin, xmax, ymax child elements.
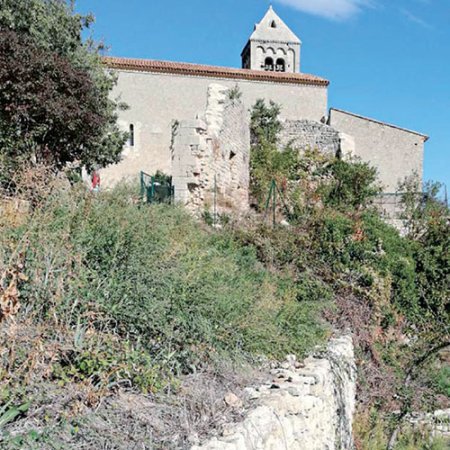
<box><xmin>102</xmin><ymin>56</ymin><xmax>329</xmax><ymax>87</ymax></box>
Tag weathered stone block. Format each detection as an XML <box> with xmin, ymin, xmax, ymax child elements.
<box><xmin>171</xmin><ymin>84</ymin><xmax>250</xmax><ymax>214</ymax></box>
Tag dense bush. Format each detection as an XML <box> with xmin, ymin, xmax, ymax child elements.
<box><xmin>400</xmin><ymin>178</ymin><xmax>450</xmax><ymax>321</ymax></box>
<box><xmin>319</xmin><ymin>158</ymin><xmax>380</xmax><ymax>211</ymax></box>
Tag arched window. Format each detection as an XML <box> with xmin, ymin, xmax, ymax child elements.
<box><xmin>275</xmin><ymin>58</ymin><xmax>286</xmax><ymax>72</ymax></box>
<box><xmin>270</xmin><ymin>20</ymin><xmax>277</xmax><ymax>28</ymax></box>
<box><xmin>264</xmin><ymin>57</ymin><xmax>274</xmax><ymax>71</ymax></box>
<box><xmin>129</xmin><ymin>124</ymin><xmax>135</xmax><ymax>147</ymax></box>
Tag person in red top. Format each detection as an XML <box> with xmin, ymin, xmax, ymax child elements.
<box><xmin>91</xmin><ymin>170</ymin><xmax>100</xmax><ymax>192</ymax></box>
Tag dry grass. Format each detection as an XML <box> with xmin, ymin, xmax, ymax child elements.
<box><xmin>1</xmin><ymin>317</ymin><xmax>265</xmax><ymax>449</ymax></box>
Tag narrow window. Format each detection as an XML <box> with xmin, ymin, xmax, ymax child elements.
<box><xmin>276</xmin><ymin>58</ymin><xmax>286</xmax><ymax>72</ymax></box>
<box><xmin>270</xmin><ymin>20</ymin><xmax>277</xmax><ymax>28</ymax></box>
<box><xmin>264</xmin><ymin>57</ymin><xmax>274</xmax><ymax>71</ymax></box>
<box><xmin>129</xmin><ymin>124</ymin><xmax>135</xmax><ymax>147</ymax></box>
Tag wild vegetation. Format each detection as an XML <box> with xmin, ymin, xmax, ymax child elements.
<box><xmin>0</xmin><ymin>170</ymin><xmax>331</xmax><ymax>448</ymax></box>
<box><xmin>247</xmin><ymin>100</ymin><xmax>449</xmax><ymax>449</ymax></box>
<box><xmin>1</xmin><ymin>102</ymin><xmax>448</xmax><ymax>448</ymax></box>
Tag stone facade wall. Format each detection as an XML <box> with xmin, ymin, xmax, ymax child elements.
<box><xmin>171</xmin><ymin>84</ymin><xmax>250</xmax><ymax>214</ymax></box>
<box><xmin>192</xmin><ymin>336</ymin><xmax>356</xmax><ymax>450</ymax></box>
<box><xmin>279</xmin><ymin>119</ymin><xmax>341</xmax><ymax>154</ymax></box>
<box><xmin>99</xmin><ymin>70</ymin><xmax>328</xmax><ymax>187</ymax></box>
<box><xmin>328</xmin><ymin>109</ymin><xmax>426</xmax><ymax>192</ymax></box>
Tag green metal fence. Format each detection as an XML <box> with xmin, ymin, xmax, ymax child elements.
<box><xmin>140</xmin><ymin>171</ymin><xmax>174</xmax><ymax>204</ymax></box>
<box><xmin>264</xmin><ymin>179</ymin><xmax>293</xmax><ymax>226</ymax></box>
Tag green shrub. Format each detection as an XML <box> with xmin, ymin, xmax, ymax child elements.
<box><xmin>320</xmin><ymin>158</ymin><xmax>380</xmax><ymax>211</ymax></box>
<box><xmin>355</xmin><ymin>408</ymin><xmax>450</xmax><ymax>450</ymax></box>
<box><xmin>1</xmin><ymin>184</ymin><xmax>329</xmax><ymax>393</ymax></box>
<box><xmin>432</xmin><ymin>365</ymin><xmax>450</xmax><ymax>398</ymax></box>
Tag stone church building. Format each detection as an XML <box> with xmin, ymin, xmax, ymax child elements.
<box><xmin>101</xmin><ymin>7</ymin><xmax>428</xmax><ymax>212</ymax></box>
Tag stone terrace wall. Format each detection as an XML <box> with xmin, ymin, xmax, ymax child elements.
<box><xmin>192</xmin><ymin>336</ymin><xmax>357</xmax><ymax>450</ymax></box>
<box><xmin>171</xmin><ymin>84</ymin><xmax>250</xmax><ymax>214</ymax></box>
<box><xmin>279</xmin><ymin>119</ymin><xmax>341</xmax><ymax>155</ymax></box>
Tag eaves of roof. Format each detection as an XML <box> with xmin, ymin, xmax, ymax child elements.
<box><xmin>103</xmin><ymin>56</ymin><xmax>329</xmax><ymax>87</ymax></box>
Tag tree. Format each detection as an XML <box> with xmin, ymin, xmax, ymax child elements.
<box><xmin>250</xmin><ymin>99</ymin><xmax>282</xmax><ymax>147</ymax></box>
<box><xmin>249</xmin><ymin>99</ymin><xmax>299</xmax><ymax>207</ymax></box>
<box><xmin>0</xmin><ymin>0</ymin><xmax>127</xmax><ymax>186</ymax></box>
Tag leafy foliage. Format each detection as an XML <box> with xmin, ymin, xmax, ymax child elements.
<box><xmin>250</xmin><ymin>99</ymin><xmax>282</xmax><ymax>147</ymax></box>
<box><xmin>249</xmin><ymin>100</ymin><xmax>381</xmax><ymax>214</ymax></box>
<box><xmin>0</xmin><ymin>0</ymin><xmax>93</xmax><ymax>57</ymax></box>
<box><xmin>319</xmin><ymin>157</ymin><xmax>380</xmax><ymax>211</ymax></box>
<box><xmin>399</xmin><ymin>176</ymin><xmax>450</xmax><ymax>321</ymax></box>
<box><xmin>249</xmin><ymin>99</ymin><xmax>300</xmax><ymax>207</ymax></box>
<box><xmin>0</xmin><ymin>0</ymin><xmax>127</xmax><ymax>187</ymax></box>
<box><xmin>434</xmin><ymin>366</ymin><xmax>450</xmax><ymax>398</ymax></box>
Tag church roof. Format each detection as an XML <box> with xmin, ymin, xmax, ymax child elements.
<box><xmin>103</xmin><ymin>56</ymin><xmax>329</xmax><ymax>86</ymax></box>
<box><xmin>248</xmin><ymin>6</ymin><xmax>301</xmax><ymax>44</ymax></box>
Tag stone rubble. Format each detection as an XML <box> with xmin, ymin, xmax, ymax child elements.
<box><xmin>407</xmin><ymin>409</ymin><xmax>450</xmax><ymax>440</ymax></box>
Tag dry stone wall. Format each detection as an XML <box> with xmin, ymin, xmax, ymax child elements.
<box><xmin>278</xmin><ymin>119</ymin><xmax>341</xmax><ymax>155</ymax></box>
<box><xmin>171</xmin><ymin>84</ymin><xmax>250</xmax><ymax>214</ymax></box>
<box><xmin>407</xmin><ymin>409</ymin><xmax>450</xmax><ymax>440</ymax></box>
<box><xmin>191</xmin><ymin>336</ymin><xmax>356</xmax><ymax>450</ymax></box>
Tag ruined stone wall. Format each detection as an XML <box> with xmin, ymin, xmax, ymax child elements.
<box><xmin>191</xmin><ymin>336</ymin><xmax>357</xmax><ymax>450</ymax></box>
<box><xmin>279</xmin><ymin>119</ymin><xmax>341</xmax><ymax>155</ymax></box>
<box><xmin>171</xmin><ymin>84</ymin><xmax>250</xmax><ymax>214</ymax></box>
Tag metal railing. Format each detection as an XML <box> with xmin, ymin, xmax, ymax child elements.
<box><xmin>140</xmin><ymin>171</ymin><xmax>174</xmax><ymax>205</ymax></box>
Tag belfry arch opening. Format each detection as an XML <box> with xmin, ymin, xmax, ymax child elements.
<box><xmin>264</xmin><ymin>57</ymin><xmax>274</xmax><ymax>71</ymax></box>
<box><xmin>275</xmin><ymin>58</ymin><xmax>286</xmax><ymax>72</ymax></box>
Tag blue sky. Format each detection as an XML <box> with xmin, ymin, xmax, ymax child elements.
<box><xmin>77</xmin><ymin>0</ymin><xmax>450</xmax><ymax>191</ymax></box>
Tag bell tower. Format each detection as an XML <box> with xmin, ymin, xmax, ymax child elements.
<box><xmin>241</xmin><ymin>6</ymin><xmax>302</xmax><ymax>73</ymax></box>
